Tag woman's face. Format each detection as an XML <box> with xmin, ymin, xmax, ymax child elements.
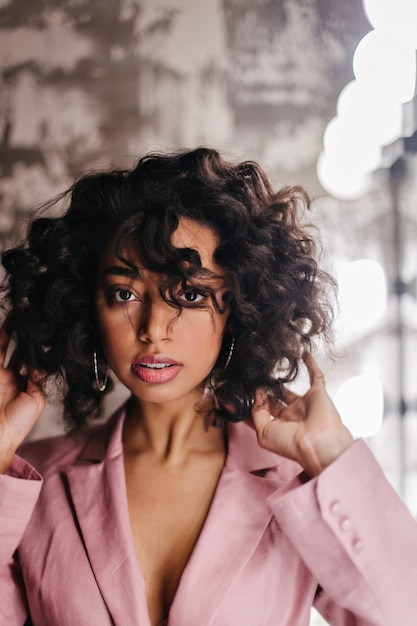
<box><xmin>94</xmin><ymin>217</ymin><xmax>229</xmax><ymax>409</ymax></box>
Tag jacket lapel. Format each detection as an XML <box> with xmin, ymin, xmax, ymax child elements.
<box><xmin>62</xmin><ymin>413</ymin><xmax>300</xmax><ymax>626</ymax></box>
<box><xmin>169</xmin><ymin>423</ymin><xmax>298</xmax><ymax>626</ymax></box>
<box><xmin>63</xmin><ymin>411</ymin><xmax>151</xmax><ymax>626</ymax></box>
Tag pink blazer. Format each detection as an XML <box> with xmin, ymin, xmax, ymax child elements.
<box><xmin>1</xmin><ymin>408</ymin><xmax>417</xmax><ymax>625</ymax></box>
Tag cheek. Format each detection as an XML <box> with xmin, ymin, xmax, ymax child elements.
<box><xmin>180</xmin><ymin>312</ymin><xmax>227</xmax><ymax>352</ymax></box>
<box><xmin>97</xmin><ymin>327</ymin><xmax>119</xmax><ymax>365</ymax></box>
<box><xmin>95</xmin><ymin>309</ymin><xmax>130</xmax><ymax>359</ymax></box>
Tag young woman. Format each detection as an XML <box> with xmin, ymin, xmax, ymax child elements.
<box><xmin>0</xmin><ymin>148</ymin><xmax>416</xmax><ymax>626</ymax></box>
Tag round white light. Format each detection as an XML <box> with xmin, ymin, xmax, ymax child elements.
<box><xmin>363</xmin><ymin>0</ymin><xmax>417</xmax><ymax>48</ymax></box>
<box><xmin>337</xmin><ymin>259</ymin><xmax>387</xmax><ymax>337</ymax></box>
<box><xmin>316</xmin><ymin>151</ymin><xmax>372</xmax><ymax>200</ymax></box>
<box><xmin>336</xmin><ymin>80</ymin><xmax>403</xmax><ymax>146</ymax></box>
<box><xmin>353</xmin><ymin>30</ymin><xmax>416</xmax><ymax>104</ymax></box>
<box><xmin>323</xmin><ymin>116</ymin><xmax>382</xmax><ymax>172</ymax></box>
<box><xmin>335</xmin><ymin>374</ymin><xmax>384</xmax><ymax>438</ymax></box>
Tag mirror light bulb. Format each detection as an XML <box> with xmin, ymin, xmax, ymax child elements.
<box><xmin>335</xmin><ymin>374</ymin><xmax>384</xmax><ymax>437</ymax></box>
<box><xmin>337</xmin><ymin>259</ymin><xmax>387</xmax><ymax>336</ymax></box>
<box><xmin>353</xmin><ymin>30</ymin><xmax>416</xmax><ymax>104</ymax></box>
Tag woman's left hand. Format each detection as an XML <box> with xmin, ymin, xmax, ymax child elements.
<box><xmin>250</xmin><ymin>354</ymin><xmax>354</xmax><ymax>477</ymax></box>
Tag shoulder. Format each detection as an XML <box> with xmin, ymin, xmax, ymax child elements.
<box><xmin>19</xmin><ymin>429</ymin><xmax>94</xmax><ymax>477</ymax></box>
<box><xmin>19</xmin><ymin>432</ymin><xmax>86</xmax><ymax>475</ymax></box>
<box><xmin>18</xmin><ymin>411</ymin><xmax>122</xmax><ymax>477</ymax></box>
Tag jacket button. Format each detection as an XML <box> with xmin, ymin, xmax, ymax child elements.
<box><xmin>339</xmin><ymin>516</ymin><xmax>352</xmax><ymax>531</ymax></box>
<box><xmin>352</xmin><ymin>537</ymin><xmax>363</xmax><ymax>552</ymax></box>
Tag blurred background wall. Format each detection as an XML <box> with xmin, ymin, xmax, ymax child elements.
<box><xmin>0</xmin><ymin>0</ymin><xmax>416</xmax><ymax>525</ymax></box>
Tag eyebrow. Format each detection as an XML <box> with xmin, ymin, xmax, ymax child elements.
<box><xmin>102</xmin><ymin>264</ymin><xmax>225</xmax><ymax>285</ymax></box>
<box><xmin>102</xmin><ymin>265</ymin><xmax>142</xmax><ymax>279</ymax></box>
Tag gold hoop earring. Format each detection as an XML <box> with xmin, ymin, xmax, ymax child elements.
<box><xmin>93</xmin><ymin>347</ymin><xmax>108</xmax><ymax>392</ymax></box>
<box><xmin>224</xmin><ymin>336</ymin><xmax>235</xmax><ymax>370</ymax></box>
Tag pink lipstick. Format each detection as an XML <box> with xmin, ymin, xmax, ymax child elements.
<box><xmin>131</xmin><ymin>354</ymin><xmax>182</xmax><ymax>384</ymax></box>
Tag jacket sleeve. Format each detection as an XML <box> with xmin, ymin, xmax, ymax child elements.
<box><xmin>268</xmin><ymin>440</ymin><xmax>417</xmax><ymax>626</ymax></box>
<box><xmin>0</xmin><ymin>455</ymin><xmax>43</xmax><ymax>625</ymax></box>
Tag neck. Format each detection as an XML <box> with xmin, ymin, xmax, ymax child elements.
<box><xmin>123</xmin><ymin>391</ymin><xmax>225</xmax><ymax>465</ymax></box>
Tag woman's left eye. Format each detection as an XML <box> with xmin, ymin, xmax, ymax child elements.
<box><xmin>180</xmin><ymin>289</ymin><xmax>205</xmax><ymax>303</ymax></box>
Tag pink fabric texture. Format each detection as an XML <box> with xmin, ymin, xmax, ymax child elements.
<box><xmin>1</xmin><ymin>408</ymin><xmax>416</xmax><ymax>625</ymax></box>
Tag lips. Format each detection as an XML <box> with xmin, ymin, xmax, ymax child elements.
<box><xmin>131</xmin><ymin>354</ymin><xmax>182</xmax><ymax>384</ymax></box>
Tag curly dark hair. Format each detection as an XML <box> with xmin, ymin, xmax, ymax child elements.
<box><xmin>1</xmin><ymin>147</ymin><xmax>335</xmax><ymax>431</ymax></box>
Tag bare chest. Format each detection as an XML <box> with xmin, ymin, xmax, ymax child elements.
<box><xmin>124</xmin><ymin>456</ymin><xmax>224</xmax><ymax>626</ymax></box>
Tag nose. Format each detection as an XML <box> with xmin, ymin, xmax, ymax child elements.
<box><xmin>137</xmin><ymin>296</ymin><xmax>175</xmax><ymax>344</ymax></box>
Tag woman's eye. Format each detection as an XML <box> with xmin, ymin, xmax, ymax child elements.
<box><xmin>110</xmin><ymin>288</ymin><xmax>136</xmax><ymax>303</ymax></box>
<box><xmin>180</xmin><ymin>289</ymin><xmax>205</xmax><ymax>304</ymax></box>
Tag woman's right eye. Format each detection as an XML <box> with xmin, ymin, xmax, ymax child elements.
<box><xmin>117</xmin><ymin>289</ymin><xmax>134</xmax><ymax>301</ymax></box>
<box><xmin>108</xmin><ymin>287</ymin><xmax>137</xmax><ymax>303</ymax></box>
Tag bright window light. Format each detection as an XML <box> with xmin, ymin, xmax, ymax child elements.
<box><xmin>335</xmin><ymin>374</ymin><xmax>384</xmax><ymax>438</ymax></box>
<box><xmin>337</xmin><ymin>259</ymin><xmax>387</xmax><ymax>336</ymax></box>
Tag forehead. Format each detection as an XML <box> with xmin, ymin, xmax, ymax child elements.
<box><xmin>171</xmin><ymin>217</ymin><xmax>220</xmax><ymax>271</ymax></box>
<box><xmin>99</xmin><ymin>216</ymin><xmax>222</xmax><ymax>274</ymax></box>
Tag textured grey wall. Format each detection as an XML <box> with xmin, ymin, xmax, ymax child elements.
<box><xmin>0</xmin><ymin>0</ymin><xmax>369</xmax><ymax>240</ymax></box>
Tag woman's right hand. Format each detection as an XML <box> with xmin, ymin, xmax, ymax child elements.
<box><xmin>0</xmin><ymin>316</ymin><xmax>46</xmax><ymax>474</ymax></box>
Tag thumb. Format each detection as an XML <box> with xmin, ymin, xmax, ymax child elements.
<box><xmin>251</xmin><ymin>389</ymin><xmax>273</xmax><ymax>432</ymax></box>
<box><xmin>26</xmin><ymin>377</ymin><xmax>47</xmax><ymax>413</ymax></box>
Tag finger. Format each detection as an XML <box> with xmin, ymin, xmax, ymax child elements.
<box><xmin>26</xmin><ymin>377</ymin><xmax>47</xmax><ymax>412</ymax></box>
<box><xmin>271</xmin><ymin>397</ymin><xmax>306</xmax><ymax>423</ymax></box>
<box><xmin>251</xmin><ymin>389</ymin><xmax>273</xmax><ymax>430</ymax></box>
<box><xmin>267</xmin><ymin>394</ymin><xmax>297</xmax><ymax>420</ymax></box>
<box><xmin>0</xmin><ymin>314</ymin><xmax>13</xmax><ymax>368</ymax></box>
<box><xmin>267</xmin><ymin>395</ymin><xmax>285</xmax><ymax>417</ymax></box>
<box><xmin>281</xmin><ymin>387</ymin><xmax>299</xmax><ymax>404</ymax></box>
<box><xmin>303</xmin><ymin>353</ymin><xmax>326</xmax><ymax>387</ymax></box>
<box><xmin>7</xmin><ymin>381</ymin><xmax>46</xmax><ymax>444</ymax></box>
<box><xmin>7</xmin><ymin>349</ymin><xmax>24</xmax><ymax>375</ymax></box>
<box><xmin>28</xmin><ymin>368</ymin><xmax>47</xmax><ymax>390</ymax></box>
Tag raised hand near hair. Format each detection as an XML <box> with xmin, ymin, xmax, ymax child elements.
<box><xmin>251</xmin><ymin>354</ymin><xmax>354</xmax><ymax>478</ymax></box>
<box><xmin>0</xmin><ymin>317</ymin><xmax>46</xmax><ymax>474</ymax></box>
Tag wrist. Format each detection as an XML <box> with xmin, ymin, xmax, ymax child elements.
<box><xmin>0</xmin><ymin>437</ymin><xmax>18</xmax><ymax>474</ymax></box>
<box><xmin>297</xmin><ymin>426</ymin><xmax>354</xmax><ymax>478</ymax></box>
<box><xmin>0</xmin><ymin>454</ymin><xmax>14</xmax><ymax>474</ymax></box>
